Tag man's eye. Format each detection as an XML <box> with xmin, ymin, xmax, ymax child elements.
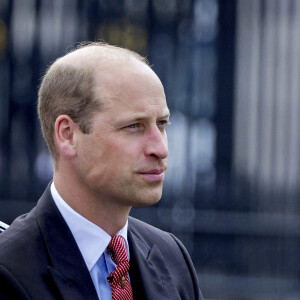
<box><xmin>127</xmin><ymin>124</ymin><xmax>137</xmax><ymax>129</ymax></box>
<box><xmin>127</xmin><ymin>123</ymin><xmax>143</xmax><ymax>129</ymax></box>
<box><xmin>157</xmin><ymin>120</ymin><xmax>170</xmax><ymax>127</ymax></box>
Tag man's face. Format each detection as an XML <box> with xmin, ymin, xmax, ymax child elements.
<box><xmin>72</xmin><ymin>59</ymin><xmax>169</xmax><ymax>208</ymax></box>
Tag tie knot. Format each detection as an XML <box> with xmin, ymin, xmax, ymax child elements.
<box><xmin>107</xmin><ymin>235</ymin><xmax>128</xmax><ymax>265</ymax></box>
<box><xmin>107</xmin><ymin>235</ymin><xmax>133</xmax><ymax>299</ymax></box>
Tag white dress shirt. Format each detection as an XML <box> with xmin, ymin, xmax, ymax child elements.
<box><xmin>50</xmin><ymin>182</ymin><xmax>129</xmax><ymax>300</ymax></box>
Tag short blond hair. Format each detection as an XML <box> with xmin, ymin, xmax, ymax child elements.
<box><xmin>38</xmin><ymin>42</ymin><xmax>148</xmax><ymax>163</ymax></box>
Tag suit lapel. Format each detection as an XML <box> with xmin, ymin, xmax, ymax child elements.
<box><xmin>128</xmin><ymin>224</ymin><xmax>181</xmax><ymax>300</ymax></box>
<box><xmin>36</xmin><ymin>185</ymin><xmax>98</xmax><ymax>300</ymax></box>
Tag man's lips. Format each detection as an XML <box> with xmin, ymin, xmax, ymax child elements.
<box><xmin>139</xmin><ymin>169</ymin><xmax>164</xmax><ymax>175</ymax></box>
<box><xmin>138</xmin><ymin>169</ymin><xmax>165</xmax><ymax>182</ymax></box>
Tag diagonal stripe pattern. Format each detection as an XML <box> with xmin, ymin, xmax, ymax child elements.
<box><xmin>107</xmin><ymin>235</ymin><xmax>133</xmax><ymax>300</ymax></box>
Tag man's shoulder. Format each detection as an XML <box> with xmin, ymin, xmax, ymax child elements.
<box><xmin>128</xmin><ymin>216</ymin><xmax>202</xmax><ymax>299</ymax></box>
<box><xmin>0</xmin><ymin>208</ymin><xmax>41</xmax><ymax>260</ymax></box>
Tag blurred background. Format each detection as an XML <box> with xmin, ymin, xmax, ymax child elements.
<box><xmin>1</xmin><ymin>0</ymin><xmax>300</xmax><ymax>299</ymax></box>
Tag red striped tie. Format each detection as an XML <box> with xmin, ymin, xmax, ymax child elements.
<box><xmin>107</xmin><ymin>236</ymin><xmax>133</xmax><ymax>300</ymax></box>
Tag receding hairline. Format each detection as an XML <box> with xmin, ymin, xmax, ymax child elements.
<box><xmin>53</xmin><ymin>43</ymin><xmax>149</xmax><ymax>73</ymax></box>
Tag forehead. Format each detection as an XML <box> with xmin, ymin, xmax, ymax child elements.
<box><xmin>94</xmin><ymin>58</ymin><xmax>168</xmax><ymax>114</ymax></box>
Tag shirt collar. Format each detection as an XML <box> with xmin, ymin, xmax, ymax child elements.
<box><xmin>50</xmin><ymin>182</ymin><xmax>129</xmax><ymax>271</ymax></box>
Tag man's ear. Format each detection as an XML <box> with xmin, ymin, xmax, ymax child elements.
<box><xmin>54</xmin><ymin>115</ymin><xmax>78</xmax><ymax>158</ymax></box>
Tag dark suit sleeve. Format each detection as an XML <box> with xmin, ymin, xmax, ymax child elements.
<box><xmin>0</xmin><ymin>265</ymin><xmax>30</xmax><ymax>300</ymax></box>
<box><xmin>169</xmin><ymin>233</ymin><xmax>204</xmax><ymax>300</ymax></box>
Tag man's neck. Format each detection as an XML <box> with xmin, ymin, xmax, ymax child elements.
<box><xmin>53</xmin><ymin>173</ymin><xmax>131</xmax><ymax>236</ymax></box>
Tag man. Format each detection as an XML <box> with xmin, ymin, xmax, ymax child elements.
<box><xmin>0</xmin><ymin>42</ymin><xmax>202</xmax><ymax>299</ymax></box>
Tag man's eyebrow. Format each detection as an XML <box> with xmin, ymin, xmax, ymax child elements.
<box><xmin>111</xmin><ymin>116</ymin><xmax>145</xmax><ymax>129</ymax></box>
<box><xmin>112</xmin><ymin>111</ymin><xmax>170</xmax><ymax>128</ymax></box>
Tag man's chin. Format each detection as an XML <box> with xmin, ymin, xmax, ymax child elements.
<box><xmin>131</xmin><ymin>191</ymin><xmax>162</xmax><ymax>207</ymax></box>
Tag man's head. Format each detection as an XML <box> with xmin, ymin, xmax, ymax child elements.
<box><xmin>38</xmin><ymin>43</ymin><xmax>148</xmax><ymax>163</ymax></box>
<box><xmin>38</xmin><ymin>42</ymin><xmax>169</xmax><ymax>207</ymax></box>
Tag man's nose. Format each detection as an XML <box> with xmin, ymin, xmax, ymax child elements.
<box><xmin>144</xmin><ymin>127</ymin><xmax>168</xmax><ymax>159</ymax></box>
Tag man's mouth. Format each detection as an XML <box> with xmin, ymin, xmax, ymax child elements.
<box><xmin>138</xmin><ymin>169</ymin><xmax>165</xmax><ymax>182</ymax></box>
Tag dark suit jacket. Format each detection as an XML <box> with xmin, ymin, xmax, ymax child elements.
<box><xmin>0</xmin><ymin>184</ymin><xmax>202</xmax><ymax>299</ymax></box>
